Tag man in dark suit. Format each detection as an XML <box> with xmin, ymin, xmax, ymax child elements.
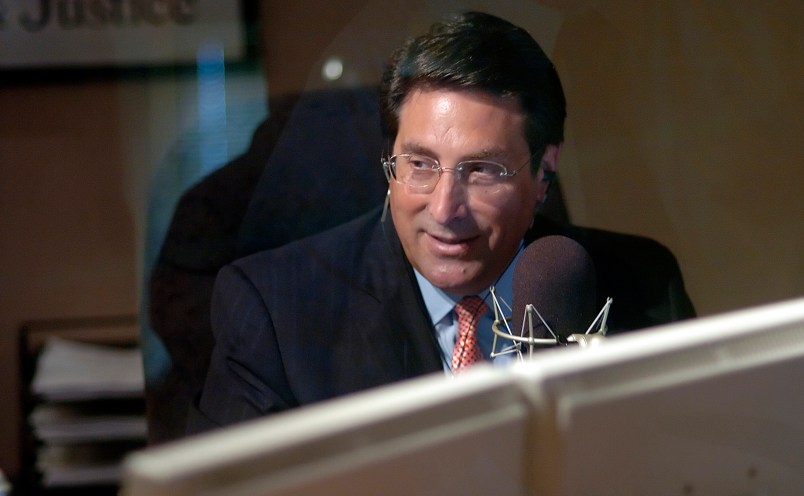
<box><xmin>189</xmin><ymin>11</ymin><xmax>694</xmax><ymax>431</ymax></box>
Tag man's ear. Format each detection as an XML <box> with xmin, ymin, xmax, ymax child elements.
<box><xmin>534</xmin><ymin>143</ymin><xmax>561</xmax><ymax>215</ymax></box>
<box><xmin>540</xmin><ymin>143</ymin><xmax>561</xmax><ymax>183</ymax></box>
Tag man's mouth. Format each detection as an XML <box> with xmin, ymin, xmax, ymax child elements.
<box><xmin>425</xmin><ymin>232</ymin><xmax>477</xmax><ymax>256</ymax></box>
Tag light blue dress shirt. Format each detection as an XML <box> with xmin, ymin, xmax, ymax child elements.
<box><xmin>414</xmin><ymin>244</ymin><xmax>524</xmax><ymax>373</ymax></box>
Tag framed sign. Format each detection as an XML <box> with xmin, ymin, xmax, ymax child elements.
<box><xmin>0</xmin><ymin>0</ymin><xmax>246</xmax><ymax>68</ymax></box>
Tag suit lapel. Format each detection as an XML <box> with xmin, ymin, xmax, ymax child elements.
<box><xmin>357</xmin><ymin>211</ymin><xmax>443</xmax><ymax>379</ymax></box>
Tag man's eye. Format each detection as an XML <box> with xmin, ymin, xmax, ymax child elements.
<box><xmin>464</xmin><ymin>161</ymin><xmax>502</xmax><ymax>176</ymax></box>
<box><xmin>407</xmin><ymin>157</ymin><xmax>434</xmax><ymax>170</ymax></box>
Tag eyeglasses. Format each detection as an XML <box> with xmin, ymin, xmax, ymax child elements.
<box><xmin>382</xmin><ymin>153</ymin><xmax>531</xmax><ymax>195</ymax></box>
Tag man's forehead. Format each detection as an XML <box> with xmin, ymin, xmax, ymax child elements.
<box><xmin>401</xmin><ymin>85</ymin><xmax>524</xmax><ymax>113</ymax></box>
<box><xmin>394</xmin><ymin>88</ymin><xmax>528</xmax><ymax>158</ymax></box>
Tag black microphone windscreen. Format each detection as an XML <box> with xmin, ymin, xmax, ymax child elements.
<box><xmin>512</xmin><ymin>235</ymin><xmax>596</xmax><ymax>343</ymax></box>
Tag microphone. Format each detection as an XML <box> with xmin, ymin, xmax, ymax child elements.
<box><xmin>511</xmin><ymin>235</ymin><xmax>597</xmax><ymax>347</ymax></box>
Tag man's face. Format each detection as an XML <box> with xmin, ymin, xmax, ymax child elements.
<box><xmin>389</xmin><ymin>88</ymin><xmax>557</xmax><ymax>295</ymax></box>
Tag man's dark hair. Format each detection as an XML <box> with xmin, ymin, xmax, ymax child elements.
<box><xmin>380</xmin><ymin>11</ymin><xmax>566</xmax><ymax>174</ymax></box>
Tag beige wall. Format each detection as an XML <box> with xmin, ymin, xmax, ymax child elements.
<box><xmin>1</xmin><ymin>0</ymin><xmax>802</xmax><ymax>481</ymax></box>
<box><xmin>0</xmin><ymin>81</ymin><xmax>140</xmax><ymax>477</ymax></box>
<box><xmin>550</xmin><ymin>1</ymin><xmax>803</xmax><ymax>311</ymax></box>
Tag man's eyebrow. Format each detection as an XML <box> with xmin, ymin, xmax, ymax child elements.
<box><xmin>398</xmin><ymin>142</ymin><xmax>434</xmax><ymax>156</ymax></box>
<box><xmin>398</xmin><ymin>143</ymin><xmax>509</xmax><ymax>162</ymax></box>
<box><xmin>463</xmin><ymin>147</ymin><xmax>508</xmax><ymax>161</ymax></box>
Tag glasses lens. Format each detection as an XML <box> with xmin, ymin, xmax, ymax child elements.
<box><xmin>393</xmin><ymin>154</ymin><xmax>439</xmax><ymax>190</ymax></box>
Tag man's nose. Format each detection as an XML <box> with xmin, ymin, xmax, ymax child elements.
<box><xmin>428</xmin><ymin>169</ymin><xmax>468</xmax><ymax>223</ymax></box>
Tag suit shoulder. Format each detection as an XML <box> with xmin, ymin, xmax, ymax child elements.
<box><xmin>533</xmin><ymin>218</ymin><xmax>681</xmax><ymax>275</ymax></box>
<box><xmin>530</xmin><ymin>217</ymin><xmax>695</xmax><ymax>329</ymax></box>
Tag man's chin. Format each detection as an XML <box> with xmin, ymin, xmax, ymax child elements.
<box><xmin>423</xmin><ymin>267</ymin><xmax>488</xmax><ymax>296</ymax></box>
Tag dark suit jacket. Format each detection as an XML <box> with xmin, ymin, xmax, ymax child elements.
<box><xmin>188</xmin><ymin>207</ymin><xmax>695</xmax><ymax>432</ymax></box>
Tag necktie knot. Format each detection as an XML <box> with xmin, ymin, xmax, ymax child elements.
<box><xmin>451</xmin><ymin>296</ymin><xmax>488</xmax><ymax>371</ymax></box>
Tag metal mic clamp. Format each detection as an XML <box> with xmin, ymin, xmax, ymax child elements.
<box><xmin>489</xmin><ymin>287</ymin><xmax>613</xmax><ymax>361</ymax></box>
<box><xmin>566</xmin><ymin>333</ymin><xmax>607</xmax><ymax>347</ymax></box>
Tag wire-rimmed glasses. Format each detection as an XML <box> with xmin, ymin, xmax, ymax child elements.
<box><xmin>382</xmin><ymin>153</ymin><xmax>531</xmax><ymax>195</ymax></box>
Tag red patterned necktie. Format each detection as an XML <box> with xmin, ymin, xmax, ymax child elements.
<box><xmin>451</xmin><ymin>296</ymin><xmax>488</xmax><ymax>371</ymax></box>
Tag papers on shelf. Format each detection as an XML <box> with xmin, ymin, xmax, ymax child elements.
<box><xmin>27</xmin><ymin>336</ymin><xmax>147</xmax><ymax>488</ymax></box>
<box><xmin>31</xmin><ymin>403</ymin><xmax>146</xmax><ymax>443</ymax></box>
<box><xmin>31</xmin><ymin>337</ymin><xmax>144</xmax><ymax>401</ymax></box>
<box><xmin>37</xmin><ymin>442</ymin><xmax>143</xmax><ymax>487</ymax></box>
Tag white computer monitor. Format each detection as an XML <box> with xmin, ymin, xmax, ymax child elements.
<box><xmin>516</xmin><ymin>296</ymin><xmax>804</xmax><ymax>495</ymax></box>
<box><xmin>122</xmin><ymin>366</ymin><xmax>534</xmax><ymax>496</ymax></box>
<box><xmin>122</xmin><ymin>297</ymin><xmax>804</xmax><ymax>496</ymax></box>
